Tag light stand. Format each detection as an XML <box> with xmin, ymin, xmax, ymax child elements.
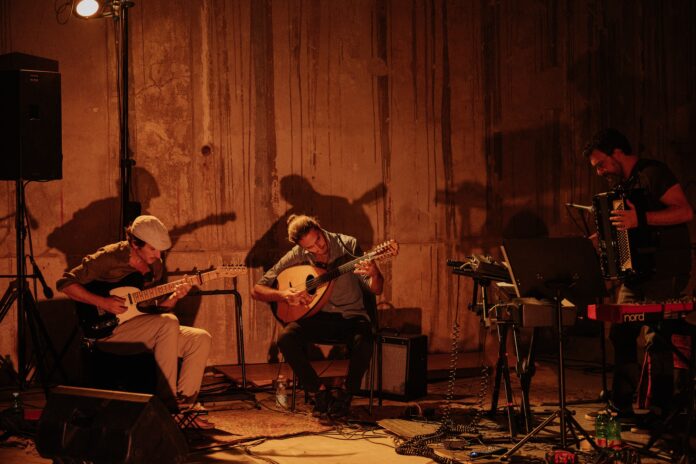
<box><xmin>74</xmin><ymin>1</ymin><xmax>139</xmax><ymax>234</ymax></box>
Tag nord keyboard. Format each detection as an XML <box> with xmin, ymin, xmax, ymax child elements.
<box><xmin>587</xmin><ymin>302</ymin><xmax>695</xmax><ymax>323</ymax></box>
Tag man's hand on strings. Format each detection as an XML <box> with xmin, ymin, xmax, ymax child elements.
<box><xmin>282</xmin><ymin>287</ymin><xmax>313</xmax><ymax>306</ymax></box>
<box><xmin>354</xmin><ymin>259</ymin><xmax>379</xmax><ymax>279</ymax></box>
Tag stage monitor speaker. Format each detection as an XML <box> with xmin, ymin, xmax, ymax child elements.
<box><xmin>0</xmin><ymin>56</ymin><xmax>62</xmax><ymax>181</ymax></box>
<box><xmin>36</xmin><ymin>386</ymin><xmax>188</xmax><ymax>464</ymax></box>
<box><xmin>363</xmin><ymin>333</ymin><xmax>428</xmax><ymax>401</ymax></box>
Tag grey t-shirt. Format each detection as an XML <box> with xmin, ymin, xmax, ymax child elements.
<box><xmin>257</xmin><ymin>230</ymin><xmax>370</xmax><ymax>318</ymax></box>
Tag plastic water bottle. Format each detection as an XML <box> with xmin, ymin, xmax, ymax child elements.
<box><xmin>594</xmin><ymin>411</ymin><xmax>608</xmax><ymax>447</ymax></box>
<box><xmin>606</xmin><ymin>413</ymin><xmax>622</xmax><ymax>449</ymax></box>
<box><xmin>12</xmin><ymin>392</ymin><xmax>22</xmax><ymax>412</ymax></box>
<box><xmin>275</xmin><ymin>374</ymin><xmax>288</xmax><ymax>409</ymax></box>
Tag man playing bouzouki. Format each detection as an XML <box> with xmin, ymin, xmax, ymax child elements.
<box><xmin>252</xmin><ymin>214</ymin><xmax>387</xmax><ymax>419</ymax></box>
<box><xmin>57</xmin><ymin>215</ymin><xmax>214</xmax><ymax>428</ymax></box>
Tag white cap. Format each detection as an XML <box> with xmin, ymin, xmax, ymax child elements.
<box><xmin>130</xmin><ymin>215</ymin><xmax>172</xmax><ymax>251</ymax></box>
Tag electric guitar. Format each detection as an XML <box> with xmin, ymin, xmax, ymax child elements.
<box><xmin>273</xmin><ymin>239</ymin><xmax>399</xmax><ymax>324</ymax></box>
<box><xmin>76</xmin><ymin>264</ymin><xmax>246</xmax><ymax>339</ymax></box>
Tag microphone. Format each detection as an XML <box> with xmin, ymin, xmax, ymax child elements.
<box><xmin>565</xmin><ymin>202</ymin><xmax>593</xmax><ymax>212</ymax></box>
<box><xmin>29</xmin><ymin>256</ymin><xmax>54</xmax><ymax>299</ymax></box>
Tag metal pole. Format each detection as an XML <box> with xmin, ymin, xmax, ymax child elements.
<box><xmin>15</xmin><ymin>180</ymin><xmax>27</xmax><ymax>387</ymax></box>
<box><xmin>118</xmin><ymin>3</ymin><xmax>132</xmax><ymax>236</ymax></box>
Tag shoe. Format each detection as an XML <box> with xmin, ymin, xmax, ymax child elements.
<box><xmin>328</xmin><ymin>389</ymin><xmax>352</xmax><ymax>419</ymax></box>
<box><xmin>176</xmin><ymin>402</ymin><xmax>215</xmax><ymax>430</ymax></box>
<box><xmin>311</xmin><ymin>390</ymin><xmax>333</xmax><ymax>417</ymax></box>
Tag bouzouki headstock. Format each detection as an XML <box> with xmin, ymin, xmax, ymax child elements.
<box><xmin>367</xmin><ymin>239</ymin><xmax>399</xmax><ymax>262</ymax></box>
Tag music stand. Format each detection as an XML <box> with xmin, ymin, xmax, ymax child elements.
<box><xmin>499</xmin><ymin>237</ymin><xmax>606</xmax><ymax>459</ymax></box>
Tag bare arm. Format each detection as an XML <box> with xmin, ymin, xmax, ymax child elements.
<box><xmin>647</xmin><ymin>184</ymin><xmax>694</xmax><ymax>225</ymax></box>
<box><xmin>611</xmin><ymin>184</ymin><xmax>694</xmax><ymax>230</ymax></box>
<box><xmin>61</xmin><ymin>282</ymin><xmax>127</xmax><ymax>315</ymax></box>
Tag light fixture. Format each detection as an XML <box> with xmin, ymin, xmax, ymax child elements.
<box><xmin>74</xmin><ymin>0</ymin><xmax>100</xmax><ymax>18</ymax></box>
<box><xmin>73</xmin><ymin>0</ymin><xmax>135</xmax><ymax>19</ymax></box>
<box><xmin>72</xmin><ymin>0</ymin><xmax>138</xmax><ymax>234</ymax></box>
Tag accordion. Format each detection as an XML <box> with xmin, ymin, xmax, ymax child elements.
<box><xmin>592</xmin><ymin>190</ymin><xmax>654</xmax><ymax>280</ymax></box>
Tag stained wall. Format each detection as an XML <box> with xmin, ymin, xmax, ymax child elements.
<box><xmin>0</xmin><ymin>0</ymin><xmax>694</xmax><ymax>369</ymax></box>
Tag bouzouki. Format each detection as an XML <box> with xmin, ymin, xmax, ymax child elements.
<box><xmin>273</xmin><ymin>239</ymin><xmax>398</xmax><ymax>324</ymax></box>
<box><xmin>77</xmin><ymin>264</ymin><xmax>246</xmax><ymax>339</ymax></box>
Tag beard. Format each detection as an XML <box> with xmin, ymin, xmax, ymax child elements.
<box><xmin>604</xmin><ymin>173</ymin><xmax>622</xmax><ymax>189</ymax></box>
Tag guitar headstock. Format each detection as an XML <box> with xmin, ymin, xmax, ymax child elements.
<box><xmin>369</xmin><ymin>239</ymin><xmax>399</xmax><ymax>261</ymax></box>
<box><xmin>216</xmin><ymin>264</ymin><xmax>247</xmax><ymax>278</ymax></box>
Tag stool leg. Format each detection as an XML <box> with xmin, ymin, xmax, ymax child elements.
<box><xmin>291</xmin><ymin>371</ymin><xmax>297</xmax><ymax>411</ymax></box>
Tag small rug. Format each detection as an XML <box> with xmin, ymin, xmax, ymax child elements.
<box><xmin>207</xmin><ymin>407</ymin><xmax>332</xmax><ymax>443</ymax></box>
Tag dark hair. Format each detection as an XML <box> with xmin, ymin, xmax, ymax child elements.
<box><xmin>582</xmin><ymin>128</ymin><xmax>633</xmax><ymax>157</ymax></box>
<box><xmin>287</xmin><ymin>214</ymin><xmax>321</xmax><ymax>244</ymax></box>
<box><xmin>125</xmin><ymin>228</ymin><xmax>146</xmax><ymax>248</ymax></box>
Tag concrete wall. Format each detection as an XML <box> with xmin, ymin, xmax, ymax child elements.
<box><xmin>0</xmin><ymin>0</ymin><xmax>694</xmax><ymax>370</ymax></box>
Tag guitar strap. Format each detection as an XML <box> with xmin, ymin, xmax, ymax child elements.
<box><xmin>336</xmin><ymin>234</ymin><xmax>359</xmax><ymax>258</ymax></box>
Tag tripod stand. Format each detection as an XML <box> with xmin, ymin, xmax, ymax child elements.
<box><xmin>0</xmin><ymin>180</ymin><xmax>65</xmax><ymax>391</ymax></box>
<box><xmin>499</xmin><ymin>238</ymin><xmax>607</xmax><ymax>460</ymax></box>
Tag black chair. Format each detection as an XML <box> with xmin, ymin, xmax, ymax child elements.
<box><xmin>289</xmin><ymin>289</ymin><xmax>382</xmax><ymax>415</ymax></box>
<box><xmin>80</xmin><ymin>337</ymin><xmax>158</xmax><ymax>394</ymax></box>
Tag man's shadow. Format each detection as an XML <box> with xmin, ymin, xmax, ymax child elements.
<box><xmin>46</xmin><ymin>167</ymin><xmax>161</xmax><ymax>269</ymax></box>
<box><xmin>39</xmin><ymin>167</ymin><xmax>236</xmax><ymax>384</ymax></box>
<box><xmin>245</xmin><ymin>175</ymin><xmax>385</xmax><ymax>270</ymax></box>
<box><xmin>245</xmin><ymin>175</ymin><xmax>385</xmax><ymax>362</ymax></box>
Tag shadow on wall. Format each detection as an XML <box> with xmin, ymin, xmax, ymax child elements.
<box><xmin>38</xmin><ymin>166</ymin><xmax>236</xmax><ymax>377</ymax></box>
<box><xmin>245</xmin><ymin>175</ymin><xmax>385</xmax><ymax>363</ymax></box>
<box><xmin>245</xmin><ymin>174</ymin><xmax>385</xmax><ymax>270</ymax></box>
<box><xmin>46</xmin><ymin>167</ymin><xmax>161</xmax><ymax>269</ymax></box>
<box><xmin>435</xmin><ymin>181</ymin><xmax>502</xmax><ymax>255</ymax></box>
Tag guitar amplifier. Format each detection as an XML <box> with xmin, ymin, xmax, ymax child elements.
<box><xmin>362</xmin><ymin>333</ymin><xmax>428</xmax><ymax>400</ymax></box>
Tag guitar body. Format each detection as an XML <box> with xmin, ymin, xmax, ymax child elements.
<box><xmin>75</xmin><ymin>264</ymin><xmax>247</xmax><ymax>339</ymax></box>
<box><xmin>274</xmin><ymin>265</ymin><xmax>334</xmax><ymax>324</ymax></box>
<box><xmin>75</xmin><ymin>273</ymin><xmax>146</xmax><ymax>339</ymax></box>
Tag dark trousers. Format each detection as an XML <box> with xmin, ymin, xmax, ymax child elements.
<box><xmin>277</xmin><ymin>312</ymin><xmax>373</xmax><ymax>395</ymax></box>
<box><xmin>610</xmin><ymin>276</ymin><xmax>689</xmax><ymax>414</ymax></box>
<box><xmin>610</xmin><ymin>322</ymin><xmax>676</xmax><ymax>413</ymax></box>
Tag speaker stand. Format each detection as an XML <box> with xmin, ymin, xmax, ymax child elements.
<box><xmin>0</xmin><ymin>180</ymin><xmax>66</xmax><ymax>391</ymax></box>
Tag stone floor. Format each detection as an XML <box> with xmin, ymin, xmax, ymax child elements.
<box><xmin>0</xmin><ymin>354</ymin><xmax>693</xmax><ymax>463</ymax></box>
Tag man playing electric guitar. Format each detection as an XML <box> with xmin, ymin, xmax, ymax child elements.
<box><xmin>57</xmin><ymin>215</ymin><xmax>214</xmax><ymax>428</ymax></box>
<box><xmin>252</xmin><ymin>214</ymin><xmax>391</xmax><ymax>419</ymax></box>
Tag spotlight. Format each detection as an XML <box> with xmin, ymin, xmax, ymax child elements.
<box><xmin>73</xmin><ymin>0</ymin><xmax>134</xmax><ymax>19</ymax></box>
<box><xmin>74</xmin><ymin>0</ymin><xmax>101</xmax><ymax>18</ymax></box>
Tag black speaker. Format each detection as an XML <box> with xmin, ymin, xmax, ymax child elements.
<box><xmin>363</xmin><ymin>333</ymin><xmax>428</xmax><ymax>400</ymax></box>
<box><xmin>36</xmin><ymin>386</ymin><xmax>188</xmax><ymax>464</ymax></box>
<box><xmin>0</xmin><ymin>52</ymin><xmax>62</xmax><ymax>181</ymax></box>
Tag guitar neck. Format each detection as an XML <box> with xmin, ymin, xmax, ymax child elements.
<box><xmin>311</xmin><ymin>252</ymin><xmax>380</xmax><ymax>288</ymax></box>
<box><xmin>130</xmin><ymin>272</ymin><xmax>215</xmax><ymax>304</ymax></box>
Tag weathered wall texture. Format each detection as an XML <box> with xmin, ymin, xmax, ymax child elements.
<box><xmin>0</xmin><ymin>0</ymin><xmax>694</xmax><ymax>370</ymax></box>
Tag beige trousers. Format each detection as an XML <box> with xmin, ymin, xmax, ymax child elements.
<box><xmin>96</xmin><ymin>313</ymin><xmax>211</xmax><ymax>407</ymax></box>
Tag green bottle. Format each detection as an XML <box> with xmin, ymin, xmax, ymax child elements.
<box><xmin>606</xmin><ymin>413</ymin><xmax>622</xmax><ymax>449</ymax></box>
<box><xmin>594</xmin><ymin>411</ymin><xmax>608</xmax><ymax>447</ymax></box>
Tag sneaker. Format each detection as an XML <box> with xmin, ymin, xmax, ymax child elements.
<box><xmin>328</xmin><ymin>389</ymin><xmax>352</xmax><ymax>419</ymax></box>
<box><xmin>311</xmin><ymin>390</ymin><xmax>333</xmax><ymax>417</ymax></box>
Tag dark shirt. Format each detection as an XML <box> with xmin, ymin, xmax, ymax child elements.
<box><xmin>622</xmin><ymin>158</ymin><xmax>691</xmax><ymax>288</ymax></box>
<box><xmin>56</xmin><ymin>241</ymin><xmax>163</xmax><ymax>291</ymax></box>
<box><xmin>257</xmin><ymin>230</ymin><xmax>370</xmax><ymax>318</ymax></box>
